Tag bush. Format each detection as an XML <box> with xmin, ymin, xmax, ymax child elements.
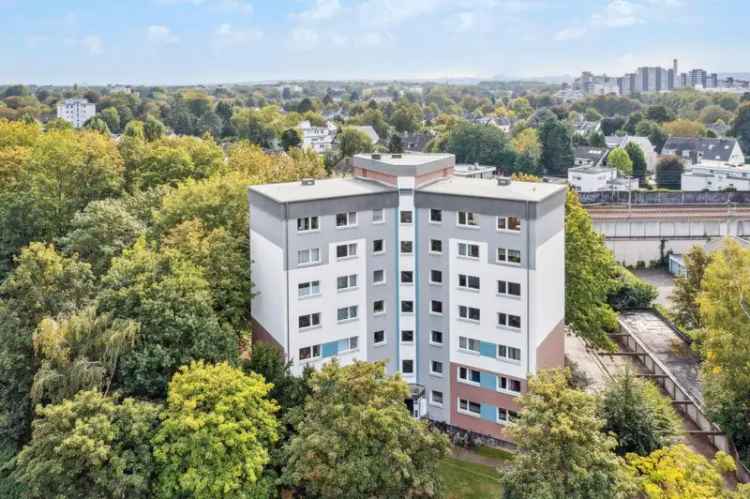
<box><xmin>608</xmin><ymin>266</ymin><xmax>658</xmax><ymax>310</ymax></box>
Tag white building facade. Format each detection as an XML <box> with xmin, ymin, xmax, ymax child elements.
<box><xmin>249</xmin><ymin>153</ymin><xmax>566</xmax><ymax>441</ymax></box>
<box><xmin>56</xmin><ymin>98</ymin><xmax>96</xmax><ymax>128</ymax></box>
<box><xmin>568</xmin><ymin>166</ymin><xmax>640</xmax><ymax>193</ymax></box>
<box><xmin>682</xmin><ymin>164</ymin><xmax>750</xmax><ymax>191</ymax></box>
<box><xmin>298</xmin><ymin>120</ymin><xmax>337</xmax><ymax>153</ymax></box>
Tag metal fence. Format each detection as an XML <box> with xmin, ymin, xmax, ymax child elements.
<box><xmin>579</xmin><ymin>191</ymin><xmax>750</xmax><ymax>206</ymax></box>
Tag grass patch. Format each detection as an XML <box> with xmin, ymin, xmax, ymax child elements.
<box><xmin>474</xmin><ymin>445</ymin><xmax>514</xmax><ymax>462</ymax></box>
<box><xmin>440</xmin><ymin>457</ymin><xmax>502</xmax><ymax>499</ymax></box>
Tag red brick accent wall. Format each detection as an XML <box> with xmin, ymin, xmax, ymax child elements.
<box><xmin>448</xmin><ymin>363</ymin><xmax>525</xmax><ymax>442</ymax></box>
<box><xmin>353</xmin><ymin>167</ymin><xmax>398</xmax><ymax>186</ymax></box>
<box><xmin>536</xmin><ymin>319</ymin><xmax>565</xmax><ymax>371</ymax></box>
<box><xmin>416</xmin><ymin>167</ymin><xmax>454</xmax><ymax>187</ymax></box>
<box><xmin>251</xmin><ymin>317</ymin><xmax>284</xmax><ymax>353</ymax></box>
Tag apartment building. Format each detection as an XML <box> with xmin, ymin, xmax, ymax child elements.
<box><xmin>248</xmin><ymin>153</ymin><xmax>566</xmax><ymax>441</ymax></box>
<box><xmin>56</xmin><ymin>98</ymin><xmax>96</xmax><ymax>128</ymax></box>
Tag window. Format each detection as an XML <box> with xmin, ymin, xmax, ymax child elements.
<box><xmin>497</xmin><ymin>313</ymin><xmax>522</xmax><ymax>330</ymax></box>
<box><xmin>335</xmin><ymin>211</ymin><xmax>357</xmax><ymax>228</ymax></box>
<box><xmin>458</xmin><ymin>366</ymin><xmax>482</xmax><ymax>384</ymax></box>
<box><xmin>337</xmin><ymin>305</ymin><xmax>358</xmax><ymax>322</ymax></box>
<box><xmin>298</xmin><ymin>313</ymin><xmax>321</xmax><ymax>329</ymax></box>
<box><xmin>430</xmin><ymin>300</ymin><xmax>443</xmax><ymax>315</ymax></box>
<box><xmin>401</xmin><ymin>300</ymin><xmax>414</xmax><ymax>313</ymax></box>
<box><xmin>400</xmin><ymin>241</ymin><xmax>413</xmax><ymax>254</ymax></box>
<box><xmin>497</xmin><ymin>344</ymin><xmax>522</xmax><ymax>362</ymax></box>
<box><xmin>340</xmin><ymin>336</ymin><xmax>359</xmax><ymax>353</ymax></box>
<box><xmin>402</xmin><ymin>359</ymin><xmax>414</xmax><ymax>374</ymax></box>
<box><xmin>430</xmin><ymin>269</ymin><xmax>443</xmax><ymax>284</ymax></box>
<box><xmin>430</xmin><ymin>360</ymin><xmax>444</xmax><ymax>376</ymax></box>
<box><xmin>498</xmin><ymin>280</ymin><xmax>521</xmax><ymax>297</ymax></box>
<box><xmin>458</xmin><ymin>336</ymin><xmax>481</xmax><ymax>354</ymax></box>
<box><xmin>373</xmin><ymin>330</ymin><xmax>385</xmax><ymax>345</ymax></box>
<box><xmin>373</xmin><ymin>300</ymin><xmax>385</xmax><ymax>314</ymax></box>
<box><xmin>298</xmin><ymin>280</ymin><xmax>320</xmax><ymax>298</ymax></box>
<box><xmin>497</xmin><ymin>216</ymin><xmax>521</xmax><ymax>232</ymax></box>
<box><xmin>429</xmin><ymin>209</ymin><xmax>442</xmax><ymax>223</ymax></box>
<box><xmin>497</xmin><ymin>408</ymin><xmax>519</xmax><ymax>424</ymax></box>
<box><xmin>337</xmin><ymin>274</ymin><xmax>358</xmax><ymax>291</ymax></box>
<box><xmin>458</xmin><ymin>398</ymin><xmax>481</xmax><ymax>416</ymax></box>
<box><xmin>372</xmin><ymin>208</ymin><xmax>384</xmax><ymax>223</ymax></box>
<box><xmin>458</xmin><ymin>274</ymin><xmax>480</xmax><ymax>291</ymax></box>
<box><xmin>430</xmin><ymin>239</ymin><xmax>443</xmax><ymax>254</ymax></box>
<box><xmin>297</xmin><ymin>216</ymin><xmax>319</xmax><ymax>232</ymax></box>
<box><xmin>336</xmin><ymin>243</ymin><xmax>357</xmax><ymax>259</ymax></box>
<box><xmin>497</xmin><ymin>248</ymin><xmax>521</xmax><ymax>265</ymax></box>
<box><xmin>457</xmin><ymin>211</ymin><xmax>479</xmax><ymax>227</ymax></box>
<box><xmin>299</xmin><ymin>344</ymin><xmax>321</xmax><ymax>361</ymax></box>
<box><xmin>459</xmin><ymin>306</ymin><xmax>481</xmax><ymax>322</ymax></box>
<box><xmin>373</xmin><ymin>269</ymin><xmax>385</xmax><ymax>284</ymax></box>
<box><xmin>499</xmin><ymin>376</ymin><xmax>522</xmax><ymax>394</ymax></box>
<box><xmin>400</xmin><ymin>210</ymin><xmax>413</xmax><ymax>224</ymax></box>
<box><xmin>458</xmin><ymin>242</ymin><xmax>480</xmax><ymax>259</ymax></box>
<box><xmin>373</xmin><ymin>239</ymin><xmax>384</xmax><ymax>254</ymax></box>
<box><xmin>400</xmin><ymin>271</ymin><xmax>414</xmax><ymax>284</ymax></box>
<box><xmin>430</xmin><ymin>390</ymin><xmax>444</xmax><ymax>406</ymax></box>
<box><xmin>401</xmin><ymin>330</ymin><xmax>414</xmax><ymax>343</ymax></box>
<box><xmin>431</xmin><ymin>330</ymin><xmax>443</xmax><ymax>345</ymax></box>
<box><xmin>297</xmin><ymin>248</ymin><xmax>321</xmax><ymax>266</ymax></box>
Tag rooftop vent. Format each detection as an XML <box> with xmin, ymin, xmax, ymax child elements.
<box><xmin>371</xmin><ymin>153</ymin><xmax>382</xmax><ymax>160</ymax></box>
<box><xmin>391</xmin><ymin>154</ymin><xmax>402</xmax><ymax>159</ymax></box>
<box><xmin>301</xmin><ymin>178</ymin><xmax>315</xmax><ymax>186</ymax></box>
<box><xmin>497</xmin><ymin>177</ymin><xmax>512</xmax><ymax>186</ymax></box>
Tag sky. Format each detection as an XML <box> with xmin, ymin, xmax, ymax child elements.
<box><xmin>1</xmin><ymin>0</ymin><xmax>748</xmax><ymax>85</ymax></box>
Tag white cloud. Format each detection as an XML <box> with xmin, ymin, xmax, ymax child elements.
<box><xmin>214</xmin><ymin>23</ymin><xmax>263</xmax><ymax>46</ymax></box>
<box><xmin>289</xmin><ymin>27</ymin><xmax>320</xmax><ymax>50</ymax></box>
<box><xmin>330</xmin><ymin>33</ymin><xmax>348</xmax><ymax>46</ymax></box>
<box><xmin>81</xmin><ymin>35</ymin><xmax>103</xmax><ymax>55</ymax></box>
<box><xmin>555</xmin><ymin>25</ymin><xmax>588</xmax><ymax>41</ymax></box>
<box><xmin>357</xmin><ymin>0</ymin><xmax>443</xmax><ymax>26</ymax></box>
<box><xmin>147</xmin><ymin>25</ymin><xmax>179</xmax><ymax>44</ymax></box>
<box><xmin>298</xmin><ymin>0</ymin><xmax>341</xmax><ymax>21</ymax></box>
<box><xmin>360</xmin><ymin>32</ymin><xmax>385</xmax><ymax>47</ymax></box>
<box><xmin>157</xmin><ymin>0</ymin><xmax>253</xmax><ymax>14</ymax></box>
<box><xmin>451</xmin><ymin>11</ymin><xmax>478</xmax><ymax>33</ymax></box>
<box><xmin>592</xmin><ymin>0</ymin><xmax>643</xmax><ymax>28</ymax></box>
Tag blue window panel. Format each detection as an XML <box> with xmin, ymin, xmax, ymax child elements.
<box><xmin>480</xmin><ymin>371</ymin><xmax>496</xmax><ymax>390</ymax></box>
<box><xmin>480</xmin><ymin>403</ymin><xmax>497</xmax><ymax>422</ymax></box>
<box><xmin>479</xmin><ymin>341</ymin><xmax>496</xmax><ymax>358</ymax></box>
<box><xmin>338</xmin><ymin>339</ymin><xmax>350</xmax><ymax>352</ymax></box>
<box><xmin>321</xmin><ymin>341</ymin><xmax>338</xmax><ymax>358</ymax></box>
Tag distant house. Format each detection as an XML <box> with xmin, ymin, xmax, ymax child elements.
<box><xmin>298</xmin><ymin>120</ymin><xmax>338</xmax><ymax>153</ymax></box>
<box><xmin>348</xmin><ymin>125</ymin><xmax>380</xmax><ymax>145</ymax></box>
<box><xmin>572</xmin><ymin>120</ymin><xmax>601</xmax><ymax>137</ymax></box>
<box><xmin>668</xmin><ymin>236</ymin><xmax>750</xmax><ymax>276</ymax></box>
<box><xmin>574</xmin><ymin>147</ymin><xmax>608</xmax><ymax>167</ymax></box>
<box><xmin>400</xmin><ymin>131</ymin><xmax>435</xmax><ymax>152</ymax></box>
<box><xmin>681</xmin><ymin>163</ymin><xmax>750</xmax><ymax>191</ymax></box>
<box><xmin>706</xmin><ymin>122</ymin><xmax>731</xmax><ymax>137</ymax></box>
<box><xmin>473</xmin><ymin>116</ymin><xmax>512</xmax><ymax>134</ymax></box>
<box><xmin>605</xmin><ymin>135</ymin><xmax>659</xmax><ymax>173</ymax></box>
<box><xmin>568</xmin><ymin>165</ymin><xmax>639</xmax><ymax>193</ymax></box>
<box><xmin>662</xmin><ymin>137</ymin><xmax>745</xmax><ymax>167</ymax></box>
<box><xmin>56</xmin><ymin>98</ymin><xmax>96</xmax><ymax>128</ymax></box>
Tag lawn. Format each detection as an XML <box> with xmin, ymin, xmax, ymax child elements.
<box><xmin>440</xmin><ymin>456</ymin><xmax>503</xmax><ymax>499</ymax></box>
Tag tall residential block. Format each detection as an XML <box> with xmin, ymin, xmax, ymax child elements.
<box><xmin>56</xmin><ymin>98</ymin><xmax>96</xmax><ymax>128</ymax></box>
<box><xmin>248</xmin><ymin>153</ymin><xmax>566</xmax><ymax>441</ymax></box>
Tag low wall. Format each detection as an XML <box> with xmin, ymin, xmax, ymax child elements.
<box><xmin>580</xmin><ymin>190</ymin><xmax>750</xmax><ymax>206</ymax></box>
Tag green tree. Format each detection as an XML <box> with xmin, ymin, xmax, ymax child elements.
<box><xmin>100</xmin><ymin>106</ymin><xmax>121</xmax><ymax>133</ymax></box>
<box><xmin>565</xmin><ymin>190</ymin><xmax>619</xmax><ymax>348</ymax></box>
<box><xmin>446</xmin><ymin>122</ymin><xmax>517</xmax><ymax>167</ymax></box>
<box><xmin>601</xmin><ymin>116</ymin><xmax>626</xmax><ymax>136</ymax></box>
<box><xmin>607</xmin><ymin>147</ymin><xmax>633</xmax><ymax>176</ymax></box>
<box><xmin>195</xmin><ymin>110</ymin><xmax>222</xmax><ymax>137</ymax></box>
<box><xmin>282</xmin><ymin>361</ymin><xmax>450</xmax><ymax>498</ymax></box>
<box><xmin>338</xmin><ymin>127</ymin><xmax>374</xmax><ymax>158</ymax></box>
<box><xmin>390</xmin><ymin>104</ymin><xmax>421</xmax><ymax>133</ymax></box>
<box><xmin>97</xmin><ymin>240</ymin><xmax>238</xmax><ymax>398</ymax></box>
<box><xmin>663</xmin><ymin>119</ymin><xmax>706</xmax><ymax>138</ymax></box>
<box><xmin>153</xmin><ymin>361</ymin><xmax>279</xmax><ymax>499</ymax></box>
<box><xmin>697</xmin><ymin>239</ymin><xmax>750</xmax><ymax>462</ymax></box>
<box><xmin>655</xmin><ymin>156</ymin><xmax>684</xmax><ymax>190</ymax></box>
<box><xmin>59</xmin><ymin>199</ymin><xmax>146</xmax><ymax>276</ymax></box>
<box><xmin>241</xmin><ymin>342</ymin><xmax>310</xmax><ymax>415</ymax></box>
<box><xmin>388</xmin><ymin>133</ymin><xmax>404</xmax><ymax>153</ymax></box>
<box><xmin>699</xmin><ymin>105</ymin><xmax>733</xmax><ymax>125</ymax></box>
<box><xmin>670</xmin><ymin>245</ymin><xmax>710</xmax><ymax>330</ymax></box>
<box><xmin>636</xmin><ymin>120</ymin><xmax>668</xmax><ymax>153</ymax></box>
<box><xmin>281</xmin><ymin>128</ymin><xmax>302</xmax><ymax>151</ymax></box>
<box><xmin>540</xmin><ymin>119</ymin><xmax>575</xmax><ymax>175</ymax></box>
<box><xmin>600</xmin><ymin>371</ymin><xmax>681</xmax><ymax>456</ymax></box>
<box><xmin>231</xmin><ymin>108</ymin><xmax>277</xmax><ymax>147</ymax></box>
<box><xmin>646</xmin><ymin>105</ymin><xmax>674</xmax><ymax>123</ymax></box>
<box><xmin>84</xmin><ymin>116</ymin><xmax>111</xmax><ymax>135</ymax></box>
<box><xmin>731</xmin><ymin>103</ymin><xmax>750</xmax><ymax>159</ymax></box>
<box><xmin>15</xmin><ymin>390</ymin><xmax>159</xmax><ymax>499</ymax></box>
<box><xmin>500</xmin><ymin>369</ymin><xmax>630</xmax><ymax>499</ymax></box>
<box><xmin>625</xmin><ymin>142</ymin><xmax>648</xmax><ymax>180</ymax></box>
<box><xmin>143</xmin><ymin>115</ymin><xmax>167</xmax><ymax>142</ymax></box>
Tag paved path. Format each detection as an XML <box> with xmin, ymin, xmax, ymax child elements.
<box><xmin>632</xmin><ymin>268</ymin><xmax>676</xmax><ymax>309</ymax></box>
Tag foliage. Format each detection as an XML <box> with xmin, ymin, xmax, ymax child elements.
<box><xmin>655</xmin><ymin>156</ymin><xmax>684</xmax><ymax>190</ymax></box>
<box><xmin>15</xmin><ymin>390</ymin><xmax>160</xmax><ymax>499</ymax></box>
<box><xmin>601</xmin><ymin>116</ymin><xmax>627</xmax><ymax>136</ymax></box>
<box><xmin>670</xmin><ymin>245</ymin><xmax>710</xmax><ymax>330</ymax></box>
<box><xmin>732</xmin><ymin>103</ymin><xmax>750</xmax><ymax>159</ymax></box>
<box><xmin>282</xmin><ymin>360</ymin><xmax>450</xmax><ymax>498</ymax></box>
<box><xmin>625</xmin><ymin>444</ymin><xmax>749</xmax><ymax>499</ymax></box>
<box><xmin>338</xmin><ymin>127</ymin><xmax>374</xmax><ymax>157</ymax></box>
<box><xmin>636</xmin><ymin>120</ymin><xmax>668</xmax><ymax>152</ymax></box>
<box><xmin>608</xmin><ymin>147</ymin><xmax>634</xmax><ymax>176</ymax></box>
<box><xmin>565</xmin><ymin>190</ymin><xmax>619</xmax><ymax>348</ymax></box>
<box><xmin>97</xmin><ymin>239</ymin><xmax>238</xmax><ymax>398</ymax></box>
<box><xmin>152</xmin><ymin>361</ymin><xmax>279</xmax><ymax>499</ymax></box>
<box><xmin>607</xmin><ymin>265</ymin><xmax>658</xmax><ymax>311</ymax></box>
<box><xmin>500</xmin><ymin>369</ymin><xmax>630</xmax><ymax>499</ymax></box>
<box><xmin>697</xmin><ymin>239</ymin><xmax>750</xmax><ymax>464</ymax></box>
<box><xmin>241</xmin><ymin>342</ymin><xmax>310</xmax><ymax>416</ymax></box>
<box><xmin>280</xmin><ymin>127</ymin><xmax>301</xmax><ymax>151</ymax></box>
<box><xmin>445</xmin><ymin>122</ymin><xmax>516</xmax><ymax>167</ymax></box>
<box><xmin>663</xmin><ymin>119</ymin><xmax>706</xmax><ymax>138</ymax></box>
<box><xmin>600</xmin><ymin>371</ymin><xmax>681</xmax><ymax>456</ymax></box>
<box><xmin>539</xmin><ymin>118</ymin><xmax>574</xmax><ymax>175</ymax></box>
<box><xmin>625</xmin><ymin>142</ymin><xmax>648</xmax><ymax>179</ymax></box>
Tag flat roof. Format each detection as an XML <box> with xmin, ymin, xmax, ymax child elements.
<box><xmin>419</xmin><ymin>176</ymin><xmax>565</xmax><ymax>203</ymax></box>
<box><xmin>569</xmin><ymin>165</ymin><xmax>613</xmax><ymax>175</ymax></box>
<box><xmin>353</xmin><ymin>152</ymin><xmax>453</xmax><ymax>166</ymax></box>
<box><xmin>250</xmin><ymin>177</ymin><xmax>394</xmax><ymax>203</ymax></box>
<box><xmin>352</xmin><ymin>152</ymin><xmax>455</xmax><ymax>177</ymax></box>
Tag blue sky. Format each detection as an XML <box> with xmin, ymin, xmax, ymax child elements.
<box><xmin>1</xmin><ymin>0</ymin><xmax>747</xmax><ymax>85</ymax></box>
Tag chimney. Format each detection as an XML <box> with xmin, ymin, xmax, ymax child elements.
<box><xmin>497</xmin><ymin>177</ymin><xmax>512</xmax><ymax>186</ymax></box>
<box><xmin>371</xmin><ymin>153</ymin><xmax>381</xmax><ymax>160</ymax></box>
<box><xmin>301</xmin><ymin>178</ymin><xmax>315</xmax><ymax>186</ymax></box>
